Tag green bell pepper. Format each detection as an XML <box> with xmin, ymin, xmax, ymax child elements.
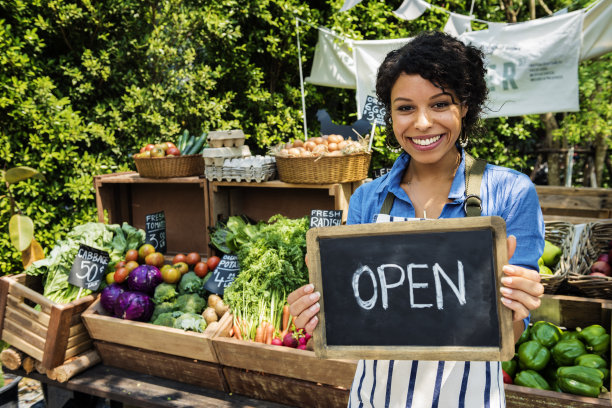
<box><xmin>530</xmin><ymin>321</ymin><xmax>563</xmax><ymax>348</ymax></box>
<box><xmin>514</xmin><ymin>370</ymin><xmax>551</xmax><ymax>390</ymax></box>
<box><xmin>551</xmin><ymin>338</ymin><xmax>587</xmax><ymax>366</ymax></box>
<box><xmin>502</xmin><ymin>359</ymin><xmax>518</xmax><ymax>378</ymax></box>
<box><xmin>518</xmin><ymin>340</ymin><xmax>551</xmax><ymax>371</ymax></box>
<box><xmin>517</xmin><ymin>325</ymin><xmax>531</xmax><ymax>346</ymax></box>
<box><xmin>575</xmin><ymin>353</ymin><xmax>609</xmax><ymax>381</ymax></box>
<box><xmin>557</xmin><ymin>366</ymin><xmax>604</xmax><ymax>398</ymax></box>
<box><xmin>578</xmin><ymin>324</ymin><xmax>610</xmax><ymax>355</ymax></box>
<box><xmin>561</xmin><ymin>330</ymin><xmax>581</xmax><ymax>341</ymax></box>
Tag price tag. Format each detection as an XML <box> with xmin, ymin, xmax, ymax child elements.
<box><xmin>203</xmin><ymin>254</ymin><xmax>240</xmax><ymax>295</ymax></box>
<box><xmin>68</xmin><ymin>244</ymin><xmax>110</xmax><ymax>291</ymax></box>
<box><xmin>310</xmin><ymin>209</ymin><xmax>343</xmax><ymax>228</ymax></box>
<box><xmin>361</xmin><ymin>95</ymin><xmax>387</xmax><ymax>126</ymax></box>
<box><xmin>145</xmin><ymin>211</ymin><xmax>166</xmax><ymax>254</ymax></box>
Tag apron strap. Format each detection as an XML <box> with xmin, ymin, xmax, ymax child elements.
<box><xmin>380</xmin><ymin>191</ymin><xmax>395</xmax><ymax>215</ymax></box>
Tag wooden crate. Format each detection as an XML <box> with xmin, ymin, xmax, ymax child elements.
<box><xmin>208</xmin><ymin>180</ymin><xmax>364</xmax><ymax>228</ymax></box>
<box><xmin>211</xmin><ymin>314</ymin><xmax>357</xmax><ymax>389</ymax></box>
<box><xmin>536</xmin><ymin>185</ymin><xmax>612</xmax><ymax>223</ymax></box>
<box><xmin>94</xmin><ymin>172</ymin><xmax>209</xmax><ymax>256</ymax></box>
<box><xmin>0</xmin><ymin>274</ymin><xmax>95</xmax><ymax>370</ymax></box>
<box><xmin>505</xmin><ymin>294</ymin><xmax>612</xmax><ymax>406</ymax></box>
<box><xmin>223</xmin><ymin>366</ymin><xmax>349</xmax><ymax>408</ymax></box>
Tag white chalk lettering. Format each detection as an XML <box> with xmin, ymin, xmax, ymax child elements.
<box><xmin>432</xmin><ymin>261</ymin><xmax>466</xmax><ymax>310</ymax></box>
<box><xmin>408</xmin><ymin>264</ymin><xmax>432</xmax><ymax>309</ymax></box>
<box><xmin>376</xmin><ymin>264</ymin><xmax>405</xmax><ymax>310</ymax></box>
<box><xmin>352</xmin><ymin>265</ymin><xmax>378</xmax><ymax>310</ymax></box>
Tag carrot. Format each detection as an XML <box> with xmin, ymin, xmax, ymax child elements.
<box><xmin>254</xmin><ymin>324</ymin><xmax>265</xmax><ymax>343</ymax></box>
<box><xmin>265</xmin><ymin>323</ymin><xmax>275</xmax><ymax>345</ymax></box>
<box><xmin>229</xmin><ymin>327</ymin><xmax>234</xmax><ymax>337</ymax></box>
<box><xmin>233</xmin><ymin>322</ymin><xmax>243</xmax><ymax>340</ymax></box>
<box><xmin>282</xmin><ymin>304</ymin><xmax>290</xmax><ymax>332</ymax></box>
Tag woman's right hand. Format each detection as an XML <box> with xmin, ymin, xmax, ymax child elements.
<box><xmin>287</xmin><ymin>284</ymin><xmax>320</xmax><ymax>334</ymax></box>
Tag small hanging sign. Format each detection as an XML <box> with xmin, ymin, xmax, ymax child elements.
<box><xmin>68</xmin><ymin>244</ymin><xmax>110</xmax><ymax>291</ymax></box>
<box><xmin>361</xmin><ymin>95</ymin><xmax>387</xmax><ymax>126</ymax></box>
<box><xmin>145</xmin><ymin>211</ymin><xmax>167</xmax><ymax>254</ymax></box>
<box><xmin>204</xmin><ymin>254</ymin><xmax>240</xmax><ymax>295</ymax></box>
<box><xmin>310</xmin><ymin>209</ymin><xmax>343</xmax><ymax>228</ymax></box>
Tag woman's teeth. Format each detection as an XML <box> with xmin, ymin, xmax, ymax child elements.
<box><xmin>412</xmin><ymin>135</ymin><xmax>442</xmax><ymax>146</ymax></box>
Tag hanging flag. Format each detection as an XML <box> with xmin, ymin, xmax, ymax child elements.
<box><xmin>393</xmin><ymin>0</ymin><xmax>431</xmax><ymax>20</ymax></box>
<box><xmin>305</xmin><ymin>29</ymin><xmax>356</xmax><ymax>89</ymax></box>
<box><xmin>444</xmin><ymin>12</ymin><xmax>474</xmax><ymax>36</ymax></box>
<box><xmin>581</xmin><ymin>0</ymin><xmax>612</xmax><ymax>60</ymax></box>
<box><xmin>486</xmin><ymin>22</ymin><xmax>507</xmax><ymax>32</ymax></box>
<box><xmin>340</xmin><ymin>0</ymin><xmax>363</xmax><ymax>12</ymax></box>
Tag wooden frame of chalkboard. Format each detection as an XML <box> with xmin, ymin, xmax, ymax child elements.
<box><xmin>306</xmin><ymin>216</ymin><xmax>514</xmax><ymax>361</ymax></box>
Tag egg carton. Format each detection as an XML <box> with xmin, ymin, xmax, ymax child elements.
<box><xmin>204</xmin><ymin>156</ymin><xmax>277</xmax><ymax>183</ymax></box>
<box><xmin>202</xmin><ymin>145</ymin><xmax>251</xmax><ymax>166</ymax></box>
<box><xmin>207</xmin><ymin>129</ymin><xmax>246</xmax><ymax>148</ymax></box>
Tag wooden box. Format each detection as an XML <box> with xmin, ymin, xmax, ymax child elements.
<box><xmin>81</xmin><ymin>298</ymin><xmax>226</xmax><ymax>390</ymax></box>
<box><xmin>212</xmin><ymin>314</ymin><xmax>356</xmax><ymax>393</ymax></box>
<box><xmin>536</xmin><ymin>185</ymin><xmax>612</xmax><ymax>224</ymax></box>
<box><xmin>0</xmin><ymin>274</ymin><xmax>95</xmax><ymax>370</ymax></box>
<box><xmin>94</xmin><ymin>172</ymin><xmax>209</xmax><ymax>256</ymax></box>
<box><xmin>207</xmin><ymin>180</ymin><xmax>364</xmax><ymax>228</ymax></box>
<box><xmin>505</xmin><ymin>294</ymin><xmax>612</xmax><ymax>407</ymax></box>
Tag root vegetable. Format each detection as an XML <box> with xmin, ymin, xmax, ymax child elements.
<box><xmin>214</xmin><ymin>300</ymin><xmax>229</xmax><ymax>317</ymax></box>
<box><xmin>207</xmin><ymin>294</ymin><xmax>222</xmax><ymax>308</ymax></box>
<box><xmin>202</xmin><ymin>307</ymin><xmax>218</xmax><ymax>325</ymax></box>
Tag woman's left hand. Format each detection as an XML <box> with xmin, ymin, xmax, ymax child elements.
<box><xmin>500</xmin><ymin>235</ymin><xmax>544</xmax><ymax>321</ymax></box>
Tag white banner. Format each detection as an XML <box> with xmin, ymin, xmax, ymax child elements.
<box><xmin>305</xmin><ymin>29</ymin><xmax>356</xmax><ymax>89</ymax></box>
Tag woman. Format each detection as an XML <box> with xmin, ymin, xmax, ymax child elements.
<box><xmin>288</xmin><ymin>31</ymin><xmax>544</xmax><ymax>407</ymax></box>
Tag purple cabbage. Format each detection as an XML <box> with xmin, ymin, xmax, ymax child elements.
<box><xmin>127</xmin><ymin>265</ymin><xmax>163</xmax><ymax>295</ymax></box>
<box><xmin>100</xmin><ymin>283</ymin><xmax>126</xmax><ymax>314</ymax></box>
<box><xmin>114</xmin><ymin>291</ymin><xmax>155</xmax><ymax>321</ymax></box>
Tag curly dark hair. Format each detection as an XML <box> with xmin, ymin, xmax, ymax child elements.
<box><xmin>375</xmin><ymin>31</ymin><xmax>488</xmax><ymax>143</ymax></box>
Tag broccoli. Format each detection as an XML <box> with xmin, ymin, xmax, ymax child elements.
<box><xmin>150</xmin><ymin>301</ymin><xmax>176</xmax><ymax>322</ymax></box>
<box><xmin>153</xmin><ymin>283</ymin><xmax>178</xmax><ymax>304</ymax></box>
<box><xmin>178</xmin><ymin>271</ymin><xmax>203</xmax><ymax>295</ymax></box>
<box><xmin>152</xmin><ymin>312</ymin><xmax>179</xmax><ymax>328</ymax></box>
<box><xmin>175</xmin><ymin>293</ymin><xmax>206</xmax><ymax>314</ymax></box>
<box><xmin>173</xmin><ymin>312</ymin><xmax>207</xmax><ymax>333</ymax></box>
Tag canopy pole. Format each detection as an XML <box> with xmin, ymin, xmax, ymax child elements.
<box><xmin>296</xmin><ymin>18</ymin><xmax>308</xmax><ymax>140</ymax></box>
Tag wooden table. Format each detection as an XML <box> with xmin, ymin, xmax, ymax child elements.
<box><xmin>6</xmin><ymin>365</ymin><xmax>292</xmax><ymax>408</ymax></box>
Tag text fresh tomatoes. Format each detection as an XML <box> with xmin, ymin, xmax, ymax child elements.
<box><xmin>194</xmin><ymin>262</ymin><xmax>209</xmax><ymax>278</ymax></box>
<box><xmin>206</xmin><ymin>256</ymin><xmax>221</xmax><ymax>271</ymax></box>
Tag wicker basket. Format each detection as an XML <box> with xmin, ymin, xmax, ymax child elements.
<box><xmin>567</xmin><ymin>220</ymin><xmax>612</xmax><ymax>299</ymax></box>
<box><xmin>275</xmin><ymin>152</ymin><xmax>371</xmax><ymax>184</ymax></box>
<box><xmin>134</xmin><ymin>154</ymin><xmax>204</xmax><ymax>178</ymax></box>
<box><xmin>541</xmin><ymin>221</ymin><xmax>575</xmax><ymax>294</ymax></box>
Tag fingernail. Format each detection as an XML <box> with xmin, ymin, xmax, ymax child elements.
<box><xmin>504</xmin><ymin>266</ymin><xmax>515</xmax><ymax>274</ymax></box>
<box><xmin>501</xmin><ymin>297</ymin><xmax>512</xmax><ymax>305</ymax></box>
<box><xmin>304</xmin><ymin>284</ymin><xmax>314</xmax><ymax>293</ymax></box>
<box><xmin>310</xmin><ymin>291</ymin><xmax>320</xmax><ymax>301</ymax></box>
<box><xmin>310</xmin><ymin>302</ymin><xmax>320</xmax><ymax>312</ymax></box>
<box><xmin>500</xmin><ymin>287</ymin><xmax>512</xmax><ymax>295</ymax></box>
<box><xmin>501</xmin><ymin>277</ymin><xmax>512</xmax><ymax>285</ymax></box>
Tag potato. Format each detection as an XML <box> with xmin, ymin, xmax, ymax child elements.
<box><xmin>207</xmin><ymin>294</ymin><xmax>222</xmax><ymax>308</ymax></box>
<box><xmin>214</xmin><ymin>300</ymin><xmax>230</xmax><ymax>318</ymax></box>
<box><xmin>202</xmin><ymin>307</ymin><xmax>218</xmax><ymax>325</ymax></box>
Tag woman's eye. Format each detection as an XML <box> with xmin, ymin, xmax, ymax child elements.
<box><xmin>433</xmin><ymin>101</ymin><xmax>450</xmax><ymax>109</ymax></box>
<box><xmin>396</xmin><ymin>105</ymin><xmax>414</xmax><ymax>112</ymax></box>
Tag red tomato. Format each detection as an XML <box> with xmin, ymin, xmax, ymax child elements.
<box><xmin>206</xmin><ymin>256</ymin><xmax>221</xmax><ymax>271</ymax></box>
<box><xmin>115</xmin><ymin>260</ymin><xmax>126</xmax><ymax>270</ymax></box>
<box><xmin>172</xmin><ymin>253</ymin><xmax>187</xmax><ymax>264</ymax></box>
<box><xmin>125</xmin><ymin>249</ymin><xmax>139</xmax><ymax>262</ymax></box>
<box><xmin>194</xmin><ymin>262</ymin><xmax>209</xmax><ymax>278</ymax></box>
<box><xmin>185</xmin><ymin>252</ymin><xmax>201</xmax><ymax>266</ymax></box>
<box><xmin>114</xmin><ymin>267</ymin><xmax>129</xmax><ymax>284</ymax></box>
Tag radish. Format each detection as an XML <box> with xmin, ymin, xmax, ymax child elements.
<box><xmin>283</xmin><ymin>333</ymin><xmax>298</xmax><ymax>348</ymax></box>
<box><xmin>297</xmin><ymin>344</ymin><xmax>307</xmax><ymax>350</ymax></box>
<box><xmin>298</xmin><ymin>336</ymin><xmax>308</xmax><ymax>346</ymax></box>
<box><xmin>271</xmin><ymin>338</ymin><xmax>283</xmax><ymax>346</ymax></box>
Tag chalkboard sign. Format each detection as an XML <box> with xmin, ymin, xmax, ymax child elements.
<box><xmin>306</xmin><ymin>216</ymin><xmax>513</xmax><ymax>361</ymax></box>
<box><xmin>361</xmin><ymin>95</ymin><xmax>386</xmax><ymax>126</ymax></box>
<box><xmin>68</xmin><ymin>244</ymin><xmax>111</xmax><ymax>291</ymax></box>
<box><xmin>203</xmin><ymin>254</ymin><xmax>240</xmax><ymax>295</ymax></box>
<box><xmin>372</xmin><ymin>167</ymin><xmax>392</xmax><ymax>179</ymax></box>
<box><xmin>310</xmin><ymin>210</ymin><xmax>343</xmax><ymax>228</ymax></box>
<box><xmin>145</xmin><ymin>211</ymin><xmax>166</xmax><ymax>254</ymax></box>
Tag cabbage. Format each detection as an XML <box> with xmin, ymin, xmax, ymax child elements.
<box><xmin>100</xmin><ymin>283</ymin><xmax>126</xmax><ymax>314</ymax></box>
<box><xmin>114</xmin><ymin>291</ymin><xmax>154</xmax><ymax>321</ymax></box>
<box><xmin>127</xmin><ymin>265</ymin><xmax>163</xmax><ymax>295</ymax></box>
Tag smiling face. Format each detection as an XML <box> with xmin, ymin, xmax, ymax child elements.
<box><xmin>391</xmin><ymin>73</ymin><xmax>467</xmax><ymax>166</ymax></box>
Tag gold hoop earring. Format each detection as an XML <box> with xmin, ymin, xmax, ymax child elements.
<box><xmin>459</xmin><ymin>120</ymin><xmax>469</xmax><ymax>148</ymax></box>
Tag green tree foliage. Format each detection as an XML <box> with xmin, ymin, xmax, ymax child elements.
<box><xmin>0</xmin><ymin>0</ymin><xmax>608</xmax><ymax>274</ymax></box>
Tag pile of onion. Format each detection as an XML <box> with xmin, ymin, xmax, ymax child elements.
<box><xmin>275</xmin><ymin>134</ymin><xmax>367</xmax><ymax>158</ymax></box>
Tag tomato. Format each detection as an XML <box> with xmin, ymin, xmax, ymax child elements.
<box><xmin>206</xmin><ymin>256</ymin><xmax>221</xmax><ymax>271</ymax></box>
<box><xmin>114</xmin><ymin>260</ymin><xmax>126</xmax><ymax>270</ymax></box>
<box><xmin>194</xmin><ymin>262</ymin><xmax>209</xmax><ymax>278</ymax></box>
<box><xmin>125</xmin><ymin>249</ymin><xmax>139</xmax><ymax>262</ymax></box>
<box><xmin>138</xmin><ymin>244</ymin><xmax>155</xmax><ymax>262</ymax></box>
<box><xmin>105</xmin><ymin>272</ymin><xmax>115</xmax><ymax>284</ymax></box>
<box><xmin>114</xmin><ymin>267</ymin><xmax>129</xmax><ymax>284</ymax></box>
<box><xmin>185</xmin><ymin>252</ymin><xmax>201</xmax><ymax>266</ymax></box>
<box><xmin>161</xmin><ymin>267</ymin><xmax>181</xmax><ymax>284</ymax></box>
<box><xmin>145</xmin><ymin>252</ymin><xmax>165</xmax><ymax>268</ymax></box>
<box><xmin>172</xmin><ymin>253</ymin><xmax>187</xmax><ymax>264</ymax></box>
<box><xmin>144</xmin><ymin>143</ymin><xmax>155</xmax><ymax>151</ymax></box>
<box><xmin>173</xmin><ymin>262</ymin><xmax>189</xmax><ymax>275</ymax></box>
<box><xmin>125</xmin><ymin>260</ymin><xmax>139</xmax><ymax>273</ymax></box>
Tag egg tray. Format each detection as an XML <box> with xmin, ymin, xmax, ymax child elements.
<box><xmin>207</xmin><ymin>130</ymin><xmax>246</xmax><ymax>148</ymax></box>
<box><xmin>202</xmin><ymin>145</ymin><xmax>251</xmax><ymax>166</ymax></box>
<box><xmin>205</xmin><ymin>162</ymin><xmax>276</xmax><ymax>183</ymax></box>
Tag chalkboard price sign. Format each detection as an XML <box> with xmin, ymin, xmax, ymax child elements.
<box><xmin>203</xmin><ymin>254</ymin><xmax>240</xmax><ymax>295</ymax></box>
<box><xmin>145</xmin><ymin>211</ymin><xmax>166</xmax><ymax>254</ymax></box>
<box><xmin>361</xmin><ymin>95</ymin><xmax>387</xmax><ymax>126</ymax></box>
<box><xmin>310</xmin><ymin>209</ymin><xmax>343</xmax><ymax>228</ymax></box>
<box><xmin>306</xmin><ymin>216</ymin><xmax>513</xmax><ymax>361</ymax></box>
<box><xmin>68</xmin><ymin>244</ymin><xmax>111</xmax><ymax>291</ymax></box>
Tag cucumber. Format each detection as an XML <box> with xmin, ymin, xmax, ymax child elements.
<box><xmin>182</xmin><ymin>135</ymin><xmax>196</xmax><ymax>155</ymax></box>
<box><xmin>178</xmin><ymin>130</ymin><xmax>189</xmax><ymax>152</ymax></box>
<box><xmin>187</xmin><ymin>135</ymin><xmax>206</xmax><ymax>155</ymax></box>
